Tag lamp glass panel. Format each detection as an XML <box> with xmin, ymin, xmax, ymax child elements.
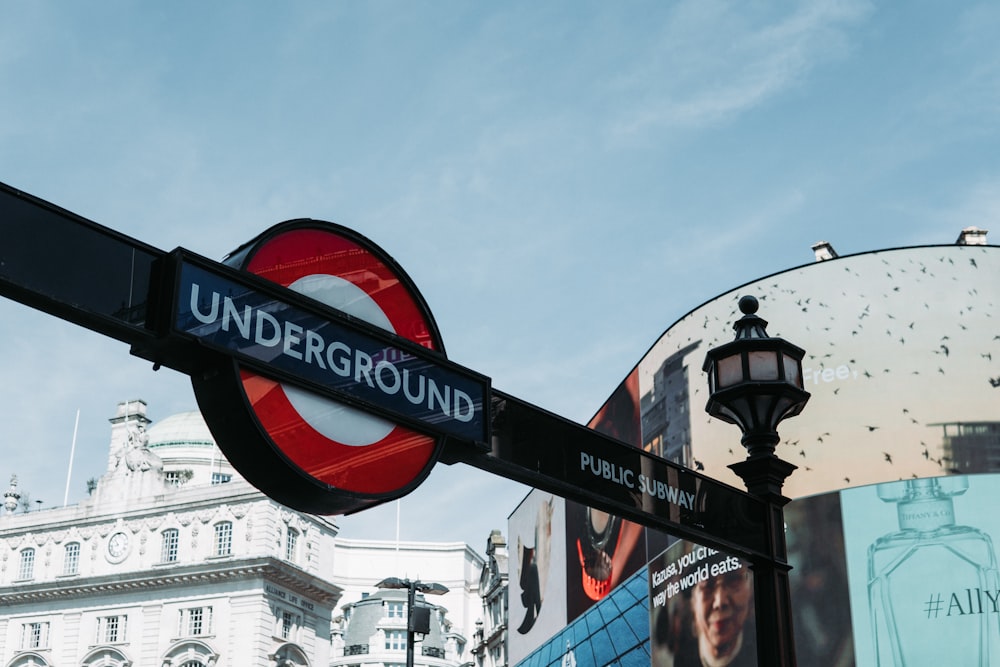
<box><xmin>747</xmin><ymin>350</ymin><xmax>779</xmax><ymax>381</ymax></box>
<box><xmin>717</xmin><ymin>354</ymin><xmax>745</xmax><ymax>388</ymax></box>
<box><xmin>783</xmin><ymin>355</ymin><xmax>802</xmax><ymax>387</ymax></box>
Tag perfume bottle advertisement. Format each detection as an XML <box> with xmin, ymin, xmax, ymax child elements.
<box><xmin>842</xmin><ymin>473</ymin><xmax>1000</xmax><ymax>666</ymax></box>
<box><xmin>648</xmin><ymin>540</ymin><xmax>757</xmax><ymax>667</ymax></box>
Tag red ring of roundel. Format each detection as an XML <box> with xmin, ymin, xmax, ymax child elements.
<box><xmin>238</xmin><ymin>226</ymin><xmax>438</xmax><ymax>494</ymax></box>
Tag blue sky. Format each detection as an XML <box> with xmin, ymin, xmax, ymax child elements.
<box><xmin>1</xmin><ymin>1</ymin><xmax>998</xmax><ymax>551</ymax></box>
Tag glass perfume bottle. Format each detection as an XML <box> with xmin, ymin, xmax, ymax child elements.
<box><xmin>868</xmin><ymin>477</ymin><xmax>1000</xmax><ymax>666</ymax></box>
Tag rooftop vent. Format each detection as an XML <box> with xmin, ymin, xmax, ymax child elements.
<box><xmin>811</xmin><ymin>241</ymin><xmax>839</xmax><ymax>262</ymax></box>
<box><xmin>956</xmin><ymin>226</ymin><xmax>988</xmax><ymax>245</ymax></box>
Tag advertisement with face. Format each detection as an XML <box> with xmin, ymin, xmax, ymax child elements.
<box><xmin>649</xmin><ymin>541</ymin><xmax>757</xmax><ymax>667</ymax></box>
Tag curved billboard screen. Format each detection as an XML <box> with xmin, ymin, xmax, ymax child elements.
<box><xmin>510</xmin><ymin>243</ymin><xmax>1000</xmax><ymax>665</ymax></box>
<box><xmin>634</xmin><ymin>243</ymin><xmax>998</xmax><ymax>497</ymax></box>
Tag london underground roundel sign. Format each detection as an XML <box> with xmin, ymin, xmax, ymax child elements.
<box><xmin>191</xmin><ymin>220</ymin><xmax>448</xmax><ymax>514</ymax></box>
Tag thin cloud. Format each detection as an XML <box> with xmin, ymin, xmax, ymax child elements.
<box><xmin>916</xmin><ymin>6</ymin><xmax>1000</xmax><ymax>130</ymax></box>
<box><xmin>610</xmin><ymin>0</ymin><xmax>871</xmax><ymax>137</ymax></box>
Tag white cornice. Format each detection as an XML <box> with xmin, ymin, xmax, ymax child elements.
<box><xmin>0</xmin><ymin>556</ymin><xmax>342</xmax><ymax>606</ymax></box>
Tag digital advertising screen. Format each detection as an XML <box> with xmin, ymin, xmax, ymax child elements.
<box><xmin>508</xmin><ymin>488</ymin><xmax>568</xmax><ymax>666</ymax></box>
<box><xmin>648</xmin><ymin>541</ymin><xmax>758</xmax><ymax>667</ymax></box>
<box><xmin>512</xmin><ymin>243</ymin><xmax>1000</xmax><ymax>666</ymax></box>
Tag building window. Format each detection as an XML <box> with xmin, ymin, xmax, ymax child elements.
<box><xmin>211</xmin><ymin>472</ymin><xmax>232</xmax><ymax>485</ymax></box>
<box><xmin>96</xmin><ymin>614</ymin><xmax>127</xmax><ymax>643</ymax></box>
<box><xmin>21</xmin><ymin>621</ymin><xmax>49</xmax><ymax>649</ymax></box>
<box><xmin>387</xmin><ymin>601</ymin><xmax>405</xmax><ymax>619</ymax></box>
<box><xmin>489</xmin><ymin>597</ymin><xmax>502</xmax><ymax>625</ymax></box>
<box><xmin>64</xmin><ymin>541</ymin><xmax>81</xmax><ymax>575</ymax></box>
<box><xmin>18</xmin><ymin>548</ymin><xmax>35</xmax><ymax>580</ymax></box>
<box><xmin>161</xmin><ymin>528</ymin><xmax>179</xmax><ymax>563</ymax></box>
<box><xmin>386</xmin><ymin>629</ymin><xmax>406</xmax><ymax>651</ymax></box>
<box><xmin>285</xmin><ymin>527</ymin><xmax>299</xmax><ymax>561</ymax></box>
<box><xmin>214</xmin><ymin>521</ymin><xmax>233</xmax><ymax>557</ymax></box>
<box><xmin>164</xmin><ymin>470</ymin><xmax>187</xmax><ymax>486</ymax></box>
<box><xmin>179</xmin><ymin>606</ymin><xmax>213</xmax><ymax>636</ymax></box>
<box><xmin>279</xmin><ymin>609</ymin><xmax>301</xmax><ymax>640</ymax></box>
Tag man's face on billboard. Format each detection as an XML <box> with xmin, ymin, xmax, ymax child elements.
<box><xmin>692</xmin><ymin>566</ymin><xmax>752</xmax><ymax>658</ymax></box>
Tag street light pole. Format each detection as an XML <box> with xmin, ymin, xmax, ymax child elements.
<box><xmin>405</xmin><ymin>582</ymin><xmax>417</xmax><ymax>667</ymax></box>
<box><xmin>375</xmin><ymin>577</ymin><xmax>450</xmax><ymax>667</ymax></box>
<box><xmin>703</xmin><ymin>295</ymin><xmax>810</xmax><ymax>667</ymax></box>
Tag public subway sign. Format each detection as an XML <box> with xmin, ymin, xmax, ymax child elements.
<box><xmin>483</xmin><ymin>392</ymin><xmax>768</xmax><ymax>558</ymax></box>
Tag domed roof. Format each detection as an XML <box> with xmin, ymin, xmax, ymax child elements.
<box><xmin>146</xmin><ymin>410</ymin><xmax>216</xmax><ymax>448</ymax></box>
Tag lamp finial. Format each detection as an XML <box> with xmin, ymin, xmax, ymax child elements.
<box><xmin>738</xmin><ymin>295</ymin><xmax>758</xmax><ymax>315</ymax></box>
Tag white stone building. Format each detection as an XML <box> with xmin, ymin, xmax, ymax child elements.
<box><xmin>329</xmin><ymin>538</ymin><xmax>485</xmax><ymax>667</ymax></box>
<box><xmin>470</xmin><ymin>531</ymin><xmax>508</xmax><ymax>667</ymax></box>
<box><xmin>0</xmin><ymin>399</ymin><xmax>495</xmax><ymax>667</ymax></box>
<box><xmin>0</xmin><ymin>399</ymin><xmax>342</xmax><ymax>666</ymax></box>
<box><xmin>330</xmin><ymin>587</ymin><xmax>456</xmax><ymax>667</ymax></box>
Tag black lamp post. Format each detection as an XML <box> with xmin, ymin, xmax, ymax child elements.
<box><xmin>375</xmin><ymin>577</ymin><xmax>449</xmax><ymax>667</ymax></box>
<box><xmin>703</xmin><ymin>295</ymin><xmax>810</xmax><ymax>667</ymax></box>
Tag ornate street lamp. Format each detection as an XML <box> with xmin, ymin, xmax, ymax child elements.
<box><xmin>703</xmin><ymin>295</ymin><xmax>810</xmax><ymax>667</ymax></box>
<box><xmin>703</xmin><ymin>295</ymin><xmax>810</xmax><ymax>496</ymax></box>
<box><xmin>375</xmin><ymin>577</ymin><xmax>449</xmax><ymax>667</ymax></box>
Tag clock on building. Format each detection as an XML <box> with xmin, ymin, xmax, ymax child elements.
<box><xmin>106</xmin><ymin>531</ymin><xmax>131</xmax><ymax>562</ymax></box>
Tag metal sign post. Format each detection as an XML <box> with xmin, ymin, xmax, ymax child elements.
<box><xmin>0</xmin><ymin>180</ymin><xmax>798</xmax><ymax>665</ymax></box>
